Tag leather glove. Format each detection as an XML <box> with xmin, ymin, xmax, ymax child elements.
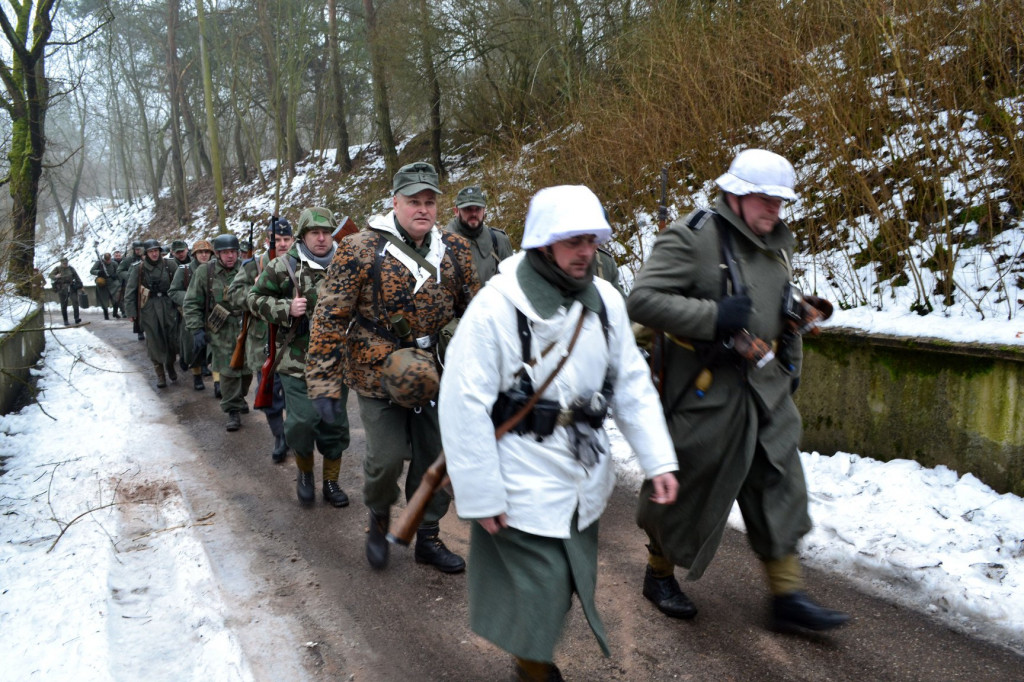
<box><xmin>715</xmin><ymin>294</ymin><xmax>752</xmax><ymax>335</ymax></box>
<box><xmin>192</xmin><ymin>329</ymin><xmax>208</xmax><ymax>355</ymax></box>
<box><xmin>312</xmin><ymin>397</ymin><xmax>340</xmax><ymax>425</ymax></box>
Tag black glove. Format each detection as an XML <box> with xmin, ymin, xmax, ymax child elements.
<box><xmin>192</xmin><ymin>329</ymin><xmax>208</xmax><ymax>355</ymax></box>
<box><xmin>312</xmin><ymin>397</ymin><xmax>340</xmax><ymax>424</ymax></box>
<box><xmin>716</xmin><ymin>294</ymin><xmax>752</xmax><ymax>335</ymax></box>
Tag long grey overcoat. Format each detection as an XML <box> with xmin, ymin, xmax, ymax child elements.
<box><xmin>628</xmin><ymin>193</ymin><xmax>811</xmax><ymax>580</ymax></box>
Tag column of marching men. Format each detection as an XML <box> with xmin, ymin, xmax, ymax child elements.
<box><xmin>98</xmin><ymin>152</ymin><xmax>851</xmax><ymax>682</ymax></box>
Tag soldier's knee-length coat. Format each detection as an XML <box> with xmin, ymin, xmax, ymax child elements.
<box><xmin>125</xmin><ymin>257</ymin><xmax>180</xmax><ymax>366</ymax></box>
<box><xmin>627</xmin><ymin>194</ymin><xmax>812</xmax><ymax>580</ymax></box>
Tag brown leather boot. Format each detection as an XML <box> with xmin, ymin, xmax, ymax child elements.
<box><xmin>154</xmin><ymin>363</ymin><xmax>167</xmax><ymax>389</ymax></box>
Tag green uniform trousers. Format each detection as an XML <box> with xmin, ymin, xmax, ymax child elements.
<box><xmin>356</xmin><ymin>395</ymin><xmax>450</xmax><ymax>523</ymax></box>
<box><xmin>280</xmin><ymin>374</ymin><xmax>350</xmax><ymax>459</ymax></box>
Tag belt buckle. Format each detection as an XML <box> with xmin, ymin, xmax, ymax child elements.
<box><xmin>556</xmin><ymin>409</ymin><xmax>574</xmax><ymax>428</ymax></box>
<box><xmin>414</xmin><ymin>335</ymin><xmax>432</xmax><ymax>350</ymax></box>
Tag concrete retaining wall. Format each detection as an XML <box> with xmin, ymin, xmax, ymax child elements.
<box><xmin>797</xmin><ymin>328</ymin><xmax>1024</xmax><ymax>496</ymax></box>
<box><xmin>0</xmin><ymin>306</ymin><xmax>46</xmax><ymax>415</ymax></box>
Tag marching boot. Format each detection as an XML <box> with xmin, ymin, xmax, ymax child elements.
<box><xmin>366</xmin><ymin>509</ymin><xmax>390</xmax><ymax>570</ymax></box>
<box><xmin>267</xmin><ymin>413</ymin><xmax>288</xmax><ymax>463</ymax></box>
<box><xmin>642</xmin><ymin>565</ymin><xmax>698</xmax><ymax>620</ymax></box>
<box><xmin>772</xmin><ymin>591</ymin><xmax>850</xmax><ymax>632</ymax></box>
<box><xmin>154</xmin><ymin>363</ymin><xmax>168</xmax><ymax>389</ymax></box>
<box><xmin>295</xmin><ymin>454</ymin><xmax>315</xmax><ymax>507</ymax></box>
<box><xmin>225</xmin><ymin>411</ymin><xmax>241</xmax><ymax>432</ymax></box>
<box><xmin>202</xmin><ymin>364</ymin><xmax>212</xmax><ymax>377</ymax></box>
<box><xmin>515</xmin><ymin>658</ymin><xmax>564</xmax><ymax>682</ymax></box>
<box><xmin>137</xmin><ymin>330</ymin><xmax>145</xmax><ymax>341</ymax></box>
<box><xmin>62</xmin><ymin>314</ymin><xmax>69</xmax><ymax>326</ymax></box>
<box><xmin>103</xmin><ymin>310</ymin><xmax>110</xmax><ymax>320</ymax></box>
<box><xmin>414</xmin><ymin>523</ymin><xmax>466</xmax><ymax>574</ymax></box>
<box><xmin>214</xmin><ymin>381</ymin><xmax>222</xmax><ymax>399</ymax></box>
<box><xmin>193</xmin><ymin>372</ymin><xmax>205</xmax><ymax>391</ymax></box>
<box><xmin>166</xmin><ymin>363</ymin><xmax>177</xmax><ymax>382</ymax></box>
<box><xmin>113</xmin><ymin>310</ymin><xmax>120</xmax><ymax>319</ymax></box>
<box><xmin>321</xmin><ymin>458</ymin><xmax>349</xmax><ymax>507</ymax></box>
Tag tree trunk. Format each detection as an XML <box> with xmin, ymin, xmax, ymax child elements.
<box><xmin>328</xmin><ymin>0</ymin><xmax>352</xmax><ymax>171</ymax></box>
<box><xmin>166</xmin><ymin>0</ymin><xmax>188</xmax><ymax>223</ymax></box>
<box><xmin>418</xmin><ymin>0</ymin><xmax>444</xmax><ymax>178</ymax></box>
<box><xmin>362</xmin><ymin>0</ymin><xmax>398</xmax><ymax>179</ymax></box>
<box><xmin>195</xmin><ymin>0</ymin><xmax>227</xmax><ymax>232</ymax></box>
<box><xmin>3</xmin><ymin>0</ymin><xmax>57</xmax><ymax>297</ymax></box>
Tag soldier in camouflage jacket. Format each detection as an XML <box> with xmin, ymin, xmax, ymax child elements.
<box><xmin>249</xmin><ymin>209</ymin><xmax>351</xmax><ymax>507</ymax></box>
<box><xmin>228</xmin><ymin>220</ymin><xmax>294</xmax><ymax>464</ymax></box>
<box><xmin>183</xmin><ymin>234</ymin><xmax>252</xmax><ymax>432</ymax></box>
<box><xmin>306</xmin><ymin>162</ymin><xmax>480</xmax><ymax>573</ymax></box>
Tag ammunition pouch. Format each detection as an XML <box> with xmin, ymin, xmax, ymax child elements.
<box><xmin>491</xmin><ymin>386</ymin><xmax>561</xmax><ymax>439</ymax></box>
<box><xmin>139</xmin><ymin>285</ymin><xmax>151</xmax><ymax>309</ymax></box>
<box><xmin>208</xmin><ymin>303</ymin><xmax>232</xmax><ymax>333</ymax></box>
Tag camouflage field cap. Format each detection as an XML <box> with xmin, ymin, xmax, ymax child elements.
<box><xmin>393</xmin><ymin>162</ymin><xmax>442</xmax><ymax>197</ymax></box>
<box><xmin>455</xmin><ymin>186</ymin><xmax>486</xmax><ymax>208</ymax></box>
<box><xmin>170</xmin><ymin>239</ymin><xmax>188</xmax><ymax>252</ymax></box>
<box><xmin>297</xmin><ymin>207</ymin><xmax>335</xmax><ymax>237</ymax></box>
<box><xmin>380</xmin><ymin>348</ymin><xmax>440</xmax><ymax>409</ymax></box>
<box><xmin>192</xmin><ymin>239</ymin><xmax>214</xmax><ymax>254</ymax></box>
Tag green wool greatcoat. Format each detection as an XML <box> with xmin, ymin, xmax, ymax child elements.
<box><xmin>124</xmin><ymin>257</ymin><xmax>180</xmax><ymax>366</ymax></box>
<box><xmin>90</xmin><ymin>259</ymin><xmax>120</xmax><ymax>308</ymax></box>
<box><xmin>628</xmin><ymin>193</ymin><xmax>811</xmax><ymax>580</ymax></box>
<box><xmin>170</xmin><ymin>257</ymin><xmax>204</xmax><ymax>366</ymax></box>
<box><xmin>182</xmin><ymin>259</ymin><xmax>247</xmax><ymax>377</ymax></box>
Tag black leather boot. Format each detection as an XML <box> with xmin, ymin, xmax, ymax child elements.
<box><xmin>272</xmin><ymin>433</ymin><xmax>288</xmax><ymax>463</ymax></box>
<box><xmin>414</xmin><ymin>524</ymin><xmax>466</xmax><ymax>574</ymax></box>
<box><xmin>103</xmin><ymin>310</ymin><xmax>109</xmax><ymax>320</ymax></box>
<box><xmin>643</xmin><ymin>565</ymin><xmax>697</xmax><ymax>619</ymax></box>
<box><xmin>225</xmin><ymin>411</ymin><xmax>241</xmax><ymax>432</ymax></box>
<box><xmin>772</xmin><ymin>591</ymin><xmax>850</xmax><ymax>631</ymax></box>
<box><xmin>166</xmin><ymin>363</ymin><xmax>177</xmax><ymax>381</ymax></box>
<box><xmin>323</xmin><ymin>480</ymin><xmax>350</xmax><ymax>507</ymax></box>
<box><xmin>193</xmin><ymin>374</ymin><xmax>205</xmax><ymax>391</ymax></box>
<box><xmin>366</xmin><ymin>509</ymin><xmax>390</xmax><ymax>570</ymax></box>
<box><xmin>296</xmin><ymin>470</ymin><xmax>315</xmax><ymax>507</ymax></box>
<box><xmin>214</xmin><ymin>381</ymin><xmax>221</xmax><ymax>398</ymax></box>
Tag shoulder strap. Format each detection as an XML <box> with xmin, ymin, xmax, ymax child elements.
<box><xmin>374</xmin><ymin>228</ymin><xmax>437</xmax><ymax>279</ymax></box>
<box><xmin>713</xmin><ymin>214</ymin><xmax>745</xmax><ymax>297</ymax></box>
<box><xmin>441</xmin><ymin>233</ymin><xmax>471</xmax><ymax>300</ymax></box>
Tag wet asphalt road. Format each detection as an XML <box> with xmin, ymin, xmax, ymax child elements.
<box><xmin>85</xmin><ymin>310</ymin><xmax>1023</xmax><ymax>681</ymax></box>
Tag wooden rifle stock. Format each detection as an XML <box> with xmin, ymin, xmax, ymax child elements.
<box><xmin>229</xmin><ymin>313</ymin><xmax>250</xmax><ymax>370</ymax></box>
<box><xmin>253</xmin><ymin>217</ymin><xmax>279</xmax><ymax>410</ymax></box>
<box><xmin>386</xmin><ymin>454</ymin><xmax>449</xmax><ymax>546</ymax></box>
<box><xmin>651</xmin><ymin>166</ymin><xmax>670</xmax><ymax>397</ymax></box>
<box><xmin>332</xmin><ymin>216</ymin><xmax>358</xmax><ymax>244</ymax></box>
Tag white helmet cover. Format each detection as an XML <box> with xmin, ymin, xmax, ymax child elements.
<box><xmin>715</xmin><ymin>149</ymin><xmax>797</xmax><ymax>201</ymax></box>
<box><xmin>521</xmin><ymin>185</ymin><xmax>613</xmax><ymax>250</ymax></box>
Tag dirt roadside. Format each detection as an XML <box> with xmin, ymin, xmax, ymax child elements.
<box><xmin>89</xmin><ymin>312</ymin><xmax>1023</xmax><ymax>681</ymax></box>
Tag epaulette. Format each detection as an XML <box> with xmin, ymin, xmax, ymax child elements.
<box><xmin>685</xmin><ymin>208</ymin><xmax>713</xmax><ymax>231</ymax></box>
<box><xmin>488</xmin><ymin>226</ymin><xmax>509</xmax><ymax>236</ymax></box>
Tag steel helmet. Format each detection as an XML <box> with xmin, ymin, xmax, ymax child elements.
<box><xmin>714</xmin><ymin>149</ymin><xmax>797</xmax><ymax>201</ymax></box>
<box><xmin>142</xmin><ymin>239</ymin><xmax>162</xmax><ymax>251</ymax></box>
<box><xmin>380</xmin><ymin>348</ymin><xmax>439</xmax><ymax>409</ymax></box>
<box><xmin>212</xmin><ymin>234</ymin><xmax>240</xmax><ymax>252</ymax></box>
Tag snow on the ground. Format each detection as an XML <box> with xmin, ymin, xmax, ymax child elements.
<box><xmin>0</xmin><ymin>318</ymin><xmax>253</xmax><ymax>681</ymax></box>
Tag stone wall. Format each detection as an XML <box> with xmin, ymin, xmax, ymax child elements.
<box><xmin>0</xmin><ymin>306</ymin><xmax>46</xmax><ymax>415</ymax></box>
<box><xmin>797</xmin><ymin>327</ymin><xmax>1024</xmax><ymax>496</ymax></box>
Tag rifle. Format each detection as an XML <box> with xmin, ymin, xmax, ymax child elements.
<box><xmin>229</xmin><ymin>222</ymin><xmax>256</xmax><ymax>370</ymax></box>
<box><xmin>650</xmin><ymin>166</ymin><xmax>670</xmax><ymax>397</ymax></box>
<box><xmin>253</xmin><ymin>217</ymin><xmax>280</xmax><ymax>410</ymax></box>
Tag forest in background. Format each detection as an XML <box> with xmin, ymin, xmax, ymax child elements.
<box><xmin>3</xmin><ymin>0</ymin><xmax>1023</xmax><ymax>315</ymax></box>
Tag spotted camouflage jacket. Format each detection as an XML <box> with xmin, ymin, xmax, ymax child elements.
<box><xmin>247</xmin><ymin>245</ymin><xmax>334</xmax><ymax>378</ymax></box>
<box><xmin>305</xmin><ymin>213</ymin><xmax>480</xmax><ymax>400</ymax></box>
